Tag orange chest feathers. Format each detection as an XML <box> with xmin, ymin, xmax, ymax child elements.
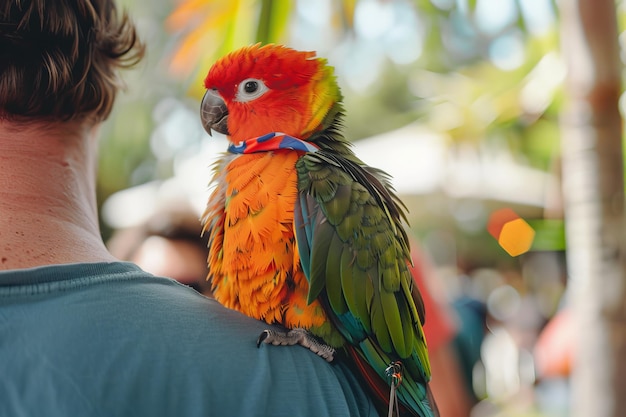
<box><xmin>209</xmin><ymin>151</ymin><xmax>327</xmax><ymax>331</ymax></box>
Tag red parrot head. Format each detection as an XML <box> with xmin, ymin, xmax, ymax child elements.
<box><xmin>201</xmin><ymin>44</ymin><xmax>342</xmax><ymax>145</ymax></box>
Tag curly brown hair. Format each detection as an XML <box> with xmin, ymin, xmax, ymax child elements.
<box><xmin>0</xmin><ymin>0</ymin><xmax>144</xmax><ymax>122</ymax></box>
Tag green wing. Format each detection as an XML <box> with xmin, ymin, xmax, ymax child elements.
<box><xmin>294</xmin><ymin>149</ymin><xmax>433</xmax><ymax>415</ymax></box>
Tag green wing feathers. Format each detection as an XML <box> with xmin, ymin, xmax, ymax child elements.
<box><xmin>295</xmin><ymin>149</ymin><xmax>434</xmax><ymax>416</ymax></box>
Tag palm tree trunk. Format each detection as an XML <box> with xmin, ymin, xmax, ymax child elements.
<box><xmin>559</xmin><ymin>0</ymin><xmax>626</xmax><ymax>415</ymax></box>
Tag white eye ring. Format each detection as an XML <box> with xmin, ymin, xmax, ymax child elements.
<box><xmin>235</xmin><ymin>78</ymin><xmax>269</xmax><ymax>102</ymax></box>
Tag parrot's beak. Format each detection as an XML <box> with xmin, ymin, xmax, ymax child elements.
<box><xmin>201</xmin><ymin>89</ymin><xmax>230</xmax><ymax>136</ymax></box>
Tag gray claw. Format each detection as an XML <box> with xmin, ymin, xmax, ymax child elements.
<box><xmin>257</xmin><ymin>328</ymin><xmax>336</xmax><ymax>362</ymax></box>
<box><xmin>257</xmin><ymin>329</ymin><xmax>271</xmax><ymax>347</ymax></box>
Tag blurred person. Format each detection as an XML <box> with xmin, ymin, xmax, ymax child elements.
<box><xmin>534</xmin><ymin>307</ymin><xmax>573</xmax><ymax>378</ymax></box>
<box><xmin>410</xmin><ymin>241</ymin><xmax>477</xmax><ymax>417</ymax></box>
<box><xmin>533</xmin><ymin>305</ymin><xmax>573</xmax><ymax>416</ymax></box>
<box><xmin>0</xmin><ymin>1</ymin><xmax>379</xmax><ymax>416</ymax></box>
<box><xmin>107</xmin><ymin>198</ymin><xmax>212</xmax><ymax>295</ymax></box>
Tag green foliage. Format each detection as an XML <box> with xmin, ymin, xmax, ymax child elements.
<box><xmin>528</xmin><ymin>219</ymin><xmax>566</xmax><ymax>251</ymax></box>
<box><xmin>255</xmin><ymin>0</ymin><xmax>292</xmax><ymax>44</ymax></box>
<box><xmin>98</xmin><ymin>102</ymin><xmax>153</xmax><ymax>198</ymax></box>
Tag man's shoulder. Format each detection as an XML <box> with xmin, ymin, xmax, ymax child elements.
<box><xmin>0</xmin><ymin>261</ymin><xmax>380</xmax><ymax>417</ymax></box>
<box><xmin>0</xmin><ymin>261</ymin><xmax>267</xmax><ymax>352</ymax></box>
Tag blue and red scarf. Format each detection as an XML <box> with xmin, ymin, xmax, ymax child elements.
<box><xmin>228</xmin><ymin>132</ymin><xmax>319</xmax><ymax>154</ymax></box>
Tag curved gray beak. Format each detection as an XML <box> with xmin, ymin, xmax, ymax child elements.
<box><xmin>200</xmin><ymin>89</ymin><xmax>229</xmax><ymax>136</ymax></box>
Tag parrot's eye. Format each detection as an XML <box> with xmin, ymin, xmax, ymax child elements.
<box><xmin>235</xmin><ymin>78</ymin><xmax>268</xmax><ymax>102</ymax></box>
<box><xmin>244</xmin><ymin>81</ymin><xmax>258</xmax><ymax>93</ymax></box>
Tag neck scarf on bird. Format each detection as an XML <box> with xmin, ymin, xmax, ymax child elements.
<box><xmin>227</xmin><ymin>132</ymin><xmax>319</xmax><ymax>154</ymax></box>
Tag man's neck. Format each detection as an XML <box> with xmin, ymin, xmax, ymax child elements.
<box><xmin>0</xmin><ymin>119</ymin><xmax>116</xmax><ymax>270</ymax></box>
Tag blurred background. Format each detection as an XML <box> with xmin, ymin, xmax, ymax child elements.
<box><xmin>99</xmin><ymin>1</ymin><xmax>625</xmax><ymax>416</ymax></box>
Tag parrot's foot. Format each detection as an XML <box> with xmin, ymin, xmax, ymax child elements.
<box><xmin>257</xmin><ymin>328</ymin><xmax>335</xmax><ymax>362</ymax></box>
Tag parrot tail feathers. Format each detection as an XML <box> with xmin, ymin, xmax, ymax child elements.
<box><xmin>345</xmin><ymin>343</ymin><xmax>438</xmax><ymax>417</ymax></box>
<box><xmin>426</xmin><ymin>385</ymin><xmax>440</xmax><ymax>417</ymax></box>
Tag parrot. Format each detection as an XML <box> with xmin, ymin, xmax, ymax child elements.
<box><xmin>200</xmin><ymin>43</ymin><xmax>438</xmax><ymax>417</ymax></box>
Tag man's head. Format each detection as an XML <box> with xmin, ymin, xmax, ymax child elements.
<box><xmin>0</xmin><ymin>0</ymin><xmax>144</xmax><ymax>123</ymax></box>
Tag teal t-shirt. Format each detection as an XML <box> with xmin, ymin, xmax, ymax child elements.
<box><xmin>0</xmin><ymin>262</ymin><xmax>379</xmax><ymax>417</ymax></box>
